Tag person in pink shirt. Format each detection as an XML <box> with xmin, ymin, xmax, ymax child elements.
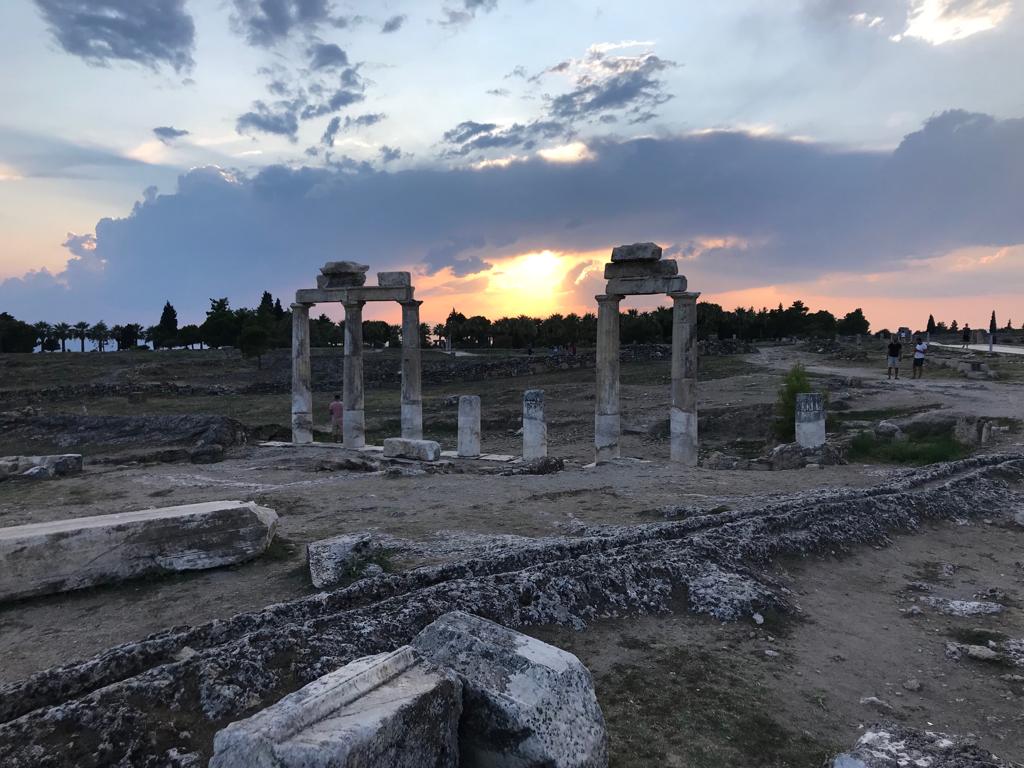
<box><xmin>328</xmin><ymin>394</ymin><xmax>344</xmax><ymax>442</ymax></box>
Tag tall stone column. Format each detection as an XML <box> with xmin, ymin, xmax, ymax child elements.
<box><xmin>523</xmin><ymin>389</ymin><xmax>547</xmax><ymax>459</ymax></box>
<box><xmin>400</xmin><ymin>300</ymin><xmax>423</xmax><ymax>440</ymax></box>
<box><xmin>291</xmin><ymin>303</ymin><xmax>313</xmax><ymax>444</ymax></box>
<box><xmin>343</xmin><ymin>300</ymin><xmax>366</xmax><ymax>449</ymax></box>
<box><xmin>457</xmin><ymin>395</ymin><xmax>481</xmax><ymax>457</ymax></box>
<box><xmin>594</xmin><ymin>294</ymin><xmax>622</xmax><ymax>463</ymax></box>
<box><xmin>669</xmin><ymin>291</ymin><xmax>700</xmax><ymax>465</ymax></box>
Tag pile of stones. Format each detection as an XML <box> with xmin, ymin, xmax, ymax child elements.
<box><xmin>316</xmin><ymin>261</ymin><xmax>369</xmax><ymax>288</ymax></box>
<box><xmin>603</xmin><ymin>242</ymin><xmax>685</xmax><ymax>295</ymax></box>
<box><xmin>0</xmin><ymin>453</ymin><xmax>81</xmax><ymax>481</ymax></box>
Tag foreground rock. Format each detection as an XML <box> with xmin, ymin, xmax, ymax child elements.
<box><xmin>210</xmin><ymin>647</ymin><xmax>460</xmax><ymax>768</ymax></box>
<box><xmin>412</xmin><ymin>611</ymin><xmax>608</xmax><ymax>768</ymax></box>
<box><xmin>832</xmin><ymin>724</ymin><xmax>1013</xmax><ymax>767</ymax></box>
<box><xmin>307</xmin><ymin>533</ymin><xmax>388</xmax><ymax>589</ymax></box>
<box><xmin>383</xmin><ymin>437</ymin><xmax>441</xmax><ymax>461</ymax></box>
<box><xmin>0</xmin><ymin>454</ymin><xmax>82</xmax><ymax>480</ymax></box>
<box><xmin>0</xmin><ymin>501</ymin><xmax>278</xmax><ymax>602</ymax></box>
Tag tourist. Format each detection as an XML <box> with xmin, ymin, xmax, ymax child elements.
<box><xmin>328</xmin><ymin>394</ymin><xmax>344</xmax><ymax>441</ymax></box>
<box><xmin>962</xmin><ymin>324</ymin><xmax>971</xmax><ymax>349</ymax></box>
<box><xmin>886</xmin><ymin>336</ymin><xmax>902</xmax><ymax>379</ymax></box>
<box><xmin>912</xmin><ymin>336</ymin><xmax>928</xmax><ymax>379</ymax></box>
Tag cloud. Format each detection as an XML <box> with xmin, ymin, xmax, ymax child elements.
<box><xmin>230</xmin><ymin>0</ymin><xmax>339</xmax><ymax>46</ymax></box>
<box><xmin>0</xmin><ymin>126</ymin><xmax>152</xmax><ymax>179</ymax></box>
<box><xmin>153</xmin><ymin>126</ymin><xmax>189</xmax><ymax>144</ymax></box>
<box><xmin>896</xmin><ymin>0</ymin><xmax>1012</xmax><ymax>44</ymax></box>
<box><xmin>381</xmin><ymin>14</ymin><xmax>407</xmax><ymax>33</ymax></box>
<box><xmin>236</xmin><ymin>100</ymin><xmax>302</xmax><ymax>140</ymax></box>
<box><xmin>486</xmin><ymin>88</ymin><xmax>511</xmax><ymax>97</ymax></box>
<box><xmin>3</xmin><ymin>111</ymin><xmax>1022</xmax><ymax>322</ymax></box>
<box><xmin>319</xmin><ymin>112</ymin><xmax>387</xmax><ymax>147</ymax></box>
<box><xmin>441</xmin><ymin>120</ymin><xmax>569</xmax><ymax>155</ymax></box>
<box><xmin>440</xmin><ymin>0</ymin><xmax>498</xmax><ymax>26</ymax></box>
<box><xmin>379</xmin><ymin>145</ymin><xmax>403</xmax><ymax>163</ymax></box>
<box><xmin>308</xmin><ymin>42</ymin><xmax>348</xmax><ymax>70</ymax></box>
<box><xmin>299</xmin><ymin>67</ymin><xmax>366</xmax><ymax>119</ymax></box>
<box><xmin>33</xmin><ymin>0</ymin><xmax>195</xmax><ymax>72</ymax></box>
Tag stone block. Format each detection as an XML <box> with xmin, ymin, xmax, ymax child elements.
<box><xmin>210</xmin><ymin>646</ymin><xmax>461</xmax><ymax>768</ymax></box>
<box><xmin>523</xmin><ymin>389</ymin><xmax>547</xmax><ymax>460</ymax></box>
<box><xmin>0</xmin><ymin>454</ymin><xmax>82</xmax><ymax>480</ymax></box>
<box><xmin>383</xmin><ymin>437</ymin><xmax>442</xmax><ymax>462</ymax></box>
<box><xmin>307</xmin><ymin>533</ymin><xmax>384</xmax><ymax>589</ymax></box>
<box><xmin>378</xmin><ymin>271</ymin><xmax>412</xmax><ymax>287</ymax></box>
<box><xmin>0</xmin><ymin>501</ymin><xmax>278</xmax><ymax>602</ymax></box>
<box><xmin>458</xmin><ymin>395</ymin><xmax>481</xmax><ymax>458</ymax></box>
<box><xmin>603</xmin><ymin>260</ymin><xmax>678</xmax><ymax>279</ymax></box>
<box><xmin>321</xmin><ymin>260</ymin><xmax>370</xmax><ymax>275</ymax></box>
<box><xmin>412</xmin><ymin>611</ymin><xmax>608</xmax><ymax>768</ymax></box>
<box><xmin>295</xmin><ymin>286</ymin><xmax>414</xmax><ymax>305</ymax></box>
<box><xmin>795</xmin><ymin>392</ymin><xmax>826</xmax><ymax>449</ymax></box>
<box><xmin>604</xmin><ymin>275</ymin><xmax>686</xmax><ymax>295</ymax></box>
<box><xmin>610</xmin><ymin>242</ymin><xmax>662</xmax><ymax>262</ymax></box>
<box><xmin>317</xmin><ymin>272</ymin><xmax>367</xmax><ymax>289</ymax></box>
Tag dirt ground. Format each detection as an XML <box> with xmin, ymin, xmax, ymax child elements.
<box><xmin>2</xmin><ymin>342</ymin><xmax>1024</xmax><ymax>764</ymax></box>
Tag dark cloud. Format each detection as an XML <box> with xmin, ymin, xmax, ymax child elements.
<box><xmin>440</xmin><ymin>0</ymin><xmax>498</xmax><ymax>26</ymax></box>
<box><xmin>320</xmin><ymin>116</ymin><xmax>342</xmax><ymax>147</ymax></box>
<box><xmin>441</xmin><ymin>120</ymin><xmax>569</xmax><ymax>155</ymax></box>
<box><xmin>0</xmin><ymin>126</ymin><xmax>158</xmax><ymax>180</ymax></box>
<box><xmin>152</xmin><ymin>126</ymin><xmax>189</xmax><ymax>144</ymax></box>
<box><xmin>505</xmin><ymin>65</ymin><xmax>528</xmax><ymax>79</ymax></box>
<box><xmin>381</xmin><ymin>14</ymin><xmax>407</xmax><ymax>33</ymax></box>
<box><xmin>34</xmin><ymin>0</ymin><xmax>195</xmax><ymax>72</ymax></box>
<box><xmin>319</xmin><ymin>113</ymin><xmax>386</xmax><ymax>148</ymax></box>
<box><xmin>308</xmin><ymin>42</ymin><xmax>348</xmax><ymax>70</ymax></box>
<box><xmin>379</xmin><ymin>145</ymin><xmax>403</xmax><ymax>163</ymax></box>
<box><xmin>4</xmin><ymin>112</ymin><xmax>1022</xmax><ymax>321</ymax></box>
<box><xmin>299</xmin><ymin>70</ymin><xmax>365</xmax><ymax>119</ymax></box>
<box><xmin>236</xmin><ymin>100</ymin><xmax>302</xmax><ymax>140</ymax></box>
<box><xmin>230</xmin><ymin>0</ymin><xmax>339</xmax><ymax>46</ymax></box>
<box><xmin>548</xmin><ymin>52</ymin><xmax>676</xmax><ymax>122</ymax></box>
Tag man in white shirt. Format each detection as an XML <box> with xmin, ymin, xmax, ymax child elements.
<box><xmin>912</xmin><ymin>336</ymin><xmax>927</xmax><ymax>379</ymax></box>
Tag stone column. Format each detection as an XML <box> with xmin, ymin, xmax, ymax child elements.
<box><xmin>522</xmin><ymin>389</ymin><xmax>547</xmax><ymax>459</ymax></box>
<box><xmin>594</xmin><ymin>294</ymin><xmax>621</xmax><ymax>463</ymax></box>
<box><xmin>669</xmin><ymin>291</ymin><xmax>700</xmax><ymax>465</ymax></box>
<box><xmin>342</xmin><ymin>300</ymin><xmax>366</xmax><ymax>449</ymax></box>
<box><xmin>291</xmin><ymin>303</ymin><xmax>313</xmax><ymax>444</ymax></box>
<box><xmin>400</xmin><ymin>300</ymin><xmax>423</xmax><ymax>440</ymax></box>
<box><xmin>457</xmin><ymin>395</ymin><xmax>481</xmax><ymax>458</ymax></box>
<box><xmin>795</xmin><ymin>392</ymin><xmax>826</xmax><ymax>449</ymax></box>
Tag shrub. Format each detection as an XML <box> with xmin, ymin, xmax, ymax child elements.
<box><xmin>774</xmin><ymin>363</ymin><xmax>816</xmax><ymax>441</ymax></box>
<box><xmin>848</xmin><ymin>433</ymin><xmax>969</xmax><ymax>465</ymax></box>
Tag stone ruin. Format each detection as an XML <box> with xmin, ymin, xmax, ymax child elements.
<box><xmin>595</xmin><ymin>243</ymin><xmax>699</xmax><ymax>465</ymax></box>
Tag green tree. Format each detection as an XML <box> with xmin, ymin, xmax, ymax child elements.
<box><xmin>32</xmin><ymin>321</ymin><xmax>52</xmax><ymax>352</ymax></box>
<box><xmin>775</xmin><ymin>363</ymin><xmax>814</xmax><ymax>442</ymax></box>
<box><xmin>73</xmin><ymin>321</ymin><xmax>90</xmax><ymax>352</ymax></box>
<box><xmin>0</xmin><ymin>313</ymin><xmax>37</xmax><ymax>353</ymax></box>
<box><xmin>153</xmin><ymin>301</ymin><xmax>179</xmax><ymax>348</ymax></box>
<box><xmin>926</xmin><ymin>315</ymin><xmax>936</xmax><ymax>334</ymax></box>
<box><xmin>201</xmin><ymin>298</ymin><xmax>239</xmax><ymax>348</ymax></box>
<box><xmin>837</xmin><ymin>308</ymin><xmax>870</xmax><ymax>335</ymax></box>
<box><xmin>52</xmin><ymin>322</ymin><xmax>72</xmax><ymax>352</ymax></box>
<box><xmin>950</xmin><ymin>319</ymin><xmax>959</xmax><ymax>333</ymax></box>
<box><xmin>179</xmin><ymin>324</ymin><xmax>202</xmax><ymax>349</ymax></box>
<box><xmin>88</xmin><ymin>321</ymin><xmax>111</xmax><ymax>352</ymax></box>
<box><xmin>990</xmin><ymin>311</ymin><xmax>998</xmax><ymax>335</ymax></box>
<box><xmin>239</xmin><ymin>324</ymin><xmax>270</xmax><ymax>368</ymax></box>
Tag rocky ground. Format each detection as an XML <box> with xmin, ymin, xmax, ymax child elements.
<box><xmin>2</xmin><ymin>342</ymin><xmax>1024</xmax><ymax>766</ymax></box>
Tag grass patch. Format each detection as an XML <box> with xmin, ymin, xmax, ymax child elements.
<box><xmin>847</xmin><ymin>432</ymin><xmax>970</xmax><ymax>465</ymax></box>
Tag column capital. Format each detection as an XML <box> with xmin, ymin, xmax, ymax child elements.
<box><xmin>398</xmin><ymin>299</ymin><xmax>424</xmax><ymax>308</ymax></box>
<box><xmin>342</xmin><ymin>299</ymin><xmax>366</xmax><ymax>311</ymax></box>
<box><xmin>668</xmin><ymin>291</ymin><xmax>701</xmax><ymax>302</ymax></box>
<box><xmin>290</xmin><ymin>302</ymin><xmax>312</xmax><ymax>311</ymax></box>
<box><xmin>595</xmin><ymin>293</ymin><xmax>624</xmax><ymax>304</ymax></box>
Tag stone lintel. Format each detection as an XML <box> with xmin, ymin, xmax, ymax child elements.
<box><xmin>378</xmin><ymin>271</ymin><xmax>411</xmax><ymax>287</ymax></box>
<box><xmin>295</xmin><ymin>286</ymin><xmax>415</xmax><ymax>304</ymax></box>
<box><xmin>317</xmin><ymin>273</ymin><xmax>367</xmax><ymax>289</ymax></box>
<box><xmin>605</xmin><ymin>275</ymin><xmax>687</xmax><ymax>295</ymax></box>
<box><xmin>603</xmin><ymin>260</ymin><xmax>678</xmax><ymax>279</ymax></box>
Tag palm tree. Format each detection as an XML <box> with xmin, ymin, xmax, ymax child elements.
<box><xmin>88</xmin><ymin>321</ymin><xmax>111</xmax><ymax>352</ymax></box>
<box><xmin>53</xmin><ymin>322</ymin><xmax>72</xmax><ymax>352</ymax></box>
<box><xmin>32</xmin><ymin>321</ymin><xmax>52</xmax><ymax>352</ymax></box>
<box><xmin>73</xmin><ymin>321</ymin><xmax>90</xmax><ymax>352</ymax></box>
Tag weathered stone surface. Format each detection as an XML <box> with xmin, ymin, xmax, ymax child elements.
<box><xmin>457</xmin><ymin>395</ymin><xmax>481</xmax><ymax>458</ymax></box>
<box><xmin>294</xmin><ymin>286</ymin><xmax>415</xmax><ymax>305</ymax></box>
<box><xmin>604</xmin><ymin>275</ymin><xmax>686</xmax><ymax>295</ymax></box>
<box><xmin>831</xmin><ymin>725</ymin><xmax>1013</xmax><ymax>767</ymax></box>
<box><xmin>412</xmin><ymin>611</ymin><xmax>608</xmax><ymax>768</ymax></box>
<box><xmin>209</xmin><ymin>647</ymin><xmax>461</xmax><ymax>768</ymax></box>
<box><xmin>795</xmin><ymin>392</ymin><xmax>826</xmax><ymax>449</ymax></box>
<box><xmin>307</xmin><ymin>533</ymin><xmax>384</xmax><ymax>590</ymax></box>
<box><xmin>523</xmin><ymin>389</ymin><xmax>547</xmax><ymax>460</ymax></box>
<box><xmin>383</xmin><ymin>437</ymin><xmax>442</xmax><ymax>461</ymax></box>
<box><xmin>610</xmin><ymin>242</ymin><xmax>662</xmax><ymax>262</ymax></box>
<box><xmin>0</xmin><ymin>501</ymin><xmax>278</xmax><ymax>602</ymax></box>
<box><xmin>603</xmin><ymin>260</ymin><xmax>678</xmax><ymax>279</ymax></box>
<box><xmin>321</xmin><ymin>261</ymin><xmax>370</xmax><ymax>276</ymax></box>
<box><xmin>317</xmin><ymin>272</ymin><xmax>366</xmax><ymax>288</ymax></box>
<box><xmin>0</xmin><ymin>454</ymin><xmax>82</xmax><ymax>480</ymax></box>
<box><xmin>378</xmin><ymin>271</ymin><xmax>411</xmax><ymax>287</ymax></box>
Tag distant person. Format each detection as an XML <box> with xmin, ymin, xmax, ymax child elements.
<box><xmin>962</xmin><ymin>324</ymin><xmax>971</xmax><ymax>349</ymax></box>
<box><xmin>328</xmin><ymin>394</ymin><xmax>344</xmax><ymax>442</ymax></box>
<box><xmin>912</xmin><ymin>336</ymin><xmax>928</xmax><ymax>379</ymax></box>
<box><xmin>886</xmin><ymin>336</ymin><xmax>902</xmax><ymax>380</ymax></box>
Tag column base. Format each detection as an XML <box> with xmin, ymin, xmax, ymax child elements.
<box><xmin>401</xmin><ymin>401</ymin><xmax>423</xmax><ymax>440</ymax></box>
<box><xmin>343</xmin><ymin>410</ymin><xmax>366</xmax><ymax>449</ymax></box>
<box><xmin>670</xmin><ymin>407</ymin><xmax>698</xmax><ymax>466</ymax></box>
<box><xmin>291</xmin><ymin>413</ymin><xmax>313</xmax><ymax>445</ymax></box>
<box><xmin>594</xmin><ymin>413</ymin><xmax>621</xmax><ymax>463</ymax></box>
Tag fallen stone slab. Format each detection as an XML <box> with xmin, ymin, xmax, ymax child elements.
<box><xmin>210</xmin><ymin>646</ymin><xmax>461</xmax><ymax>768</ymax></box>
<box><xmin>831</xmin><ymin>724</ymin><xmax>1012</xmax><ymax>767</ymax></box>
<box><xmin>308</xmin><ymin>533</ymin><xmax>387</xmax><ymax>590</ymax></box>
<box><xmin>0</xmin><ymin>501</ymin><xmax>278</xmax><ymax>602</ymax></box>
<box><xmin>610</xmin><ymin>242</ymin><xmax>662</xmax><ymax>262</ymax></box>
<box><xmin>0</xmin><ymin>454</ymin><xmax>82</xmax><ymax>480</ymax></box>
<box><xmin>383</xmin><ymin>437</ymin><xmax>441</xmax><ymax>461</ymax></box>
<box><xmin>412</xmin><ymin>611</ymin><xmax>608</xmax><ymax>768</ymax></box>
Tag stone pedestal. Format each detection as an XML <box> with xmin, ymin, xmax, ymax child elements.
<box><xmin>343</xmin><ymin>300</ymin><xmax>366</xmax><ymax>449</ymax></box>
<box><xmin>669</xmin><ymin>291</ymin><xmax>700</xmax><ymax>465</ymax></box>
<box><xmin>400</xmin><ymin>300</ymin><xmax>423</xmax><ymax>440</ymax></box>
<box><xmin>795</xmin><ymin>392</ymin><xmax>826</xmax><ymax>449</ymax></box>
<box><xmin>290</xmin><ymin>303</ymin><xmax>313</xmax><ymax>444</ymax></box>
<box><xmin>523</xmin><ymin>389</ymin><xmax>547</xmax><ymax>459</ymax></box>
<box><xmin>594</xmin><ymin>294</ymin><xmax>621</xmax><ymax>463</ymax></box>
<box><xmin>383</xmin><ymin>437</ymin><xmax>441</xmax><ymax>462</ymax></box>
<box><xmin>458</xmin><ymin>395</ymin><xmax>481</xmax><ymax>457</ymax></box>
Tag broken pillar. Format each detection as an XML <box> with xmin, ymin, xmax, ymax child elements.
<box><xmin>400</xmin><ymin>299</ymin><xmax>424</xmax><ymax>440</ymax></box>
<box><xmin>343</xmin><ymin>299</ymin><xmax>366</xmax><ymax>449</ymax></box>
<box><xmin>795</xmin><ymin>392</ymin><xmax>826</xmax><ymax>449</ymax></box>
<box><xmin>458</xmin><ymin>395</ymin><xmax>481</xmax><ymax>458</ymax></box>
<box><xmin>290</xmin><ymin>303</ymin><xmax>313</xmax><ymax>444</ymax></box>
<box><xmin>412</xmin><ymin>611</ymin><xmax>609</xmax><ymax>768</ymax></box>
<box><xmin>0</xmin><ymin>501</ymin><xmax>278</xmax><ymax>602</ymax></box>
<box><xmin>209</xmin><ymin>646</ymin><xmax>461</xmax><ymax>768</ymax></box>
<box><xmin>523</xmin><ymin>389</ymin><xmax>547</xmax><ymax>459</ymax></box>
<box><xmin>594</xmin><ymin>294</ymin><xmax>621</xmax><ymax>463</ymax></box>
<box><xmin>669</xmin><ymin>291</ymin><xmax>700</xmax><ymax>465</ymax></box>
<box><xmin>307</xmin><ymin>533</ymin><xmax>385</xmax><ymax>590</ymax></box>
<box><xmin>383</xmin><ymin>437</ymin><xmax>442</xmax><ymax>462</ymax></box>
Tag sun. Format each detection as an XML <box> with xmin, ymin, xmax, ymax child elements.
<box><xmin>486</xmin><ymin>251</ymin><xmax>566</xmax><ymax>316</ymax></box>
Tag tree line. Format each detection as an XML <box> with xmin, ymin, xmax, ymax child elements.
<box><xmin>1</xmin><ymin>296</ymin><xmax>874</xmax><ymax>355</ymax></box>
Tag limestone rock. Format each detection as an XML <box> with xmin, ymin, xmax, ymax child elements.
<box><xmin>770</xmin><ymin>443</ymin><xmax>806</xmax><ymax>471</ymax></box>
<box><xmin>0</xmin><ymin>501</ymin><xmax>278</xmax><ymax>602</ymax></box>
<box><xmin>610</xmin><ymin>242</ymin><xmax>662</xmax><ymax>262</ymax></box>
<box><xmin>604</xmin><ymin>275</ymin><xmax>686</xmax><ymax>296</ymax></box>
<box><xmin>795</xmin><ymin>392</ymin><xmax>826</xmax><ymax>449</ymax></box>
<box><xmin>0</xmin><ymin>454</ymin><xmax>82</xmax><ymax>481</ymax></box>
<box><xmin>412</xmin><ymin>611</ymin><xmax>608</xmax><ymax>768</ymax></box>
<box><xmin>702</xmin><ymin>451</ymin><xmax>744</xmax><ymax>470</ymax></box>
<box><xmin>307</xmin><ymin>533</ymin><xmax>384</xmax><ymax>590</ymax></box>
<box><xmin>378</xmin><ymin>271</ymin><xmax>412</xmax><ymax>287</ymax></box>
<box><xmin>832</xmin><ymin>725</ymin><xmax>1012</xmax><ymax>767</ymax></box>
<box><xmin>383</xmin><ymin>437</ymin><xmax>442</xmax><ymax>462</ymax></box>
<box><xmin>321</xmin><ymin>261</ymin><xmax>370</xmax><ymax>275</ymax></box>
<box><xmin>603</xmin><ymin>260</ymin><xmax>678</xmax><ymax>279</ymax></box>
<box><xmin>317</xmin><ymin>272</ymin><xmax>367</xmax><ymax>288</ymax></box>
<box><xmin>209</xmin><ymin>647</ymin><xmax>461</xmax><ymax>768</ymax></box>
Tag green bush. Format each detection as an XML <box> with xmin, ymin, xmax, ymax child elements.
<box><xmin>847</xmin><ymin>433</ymin><xmax>969</xmax><ymax>465</ymax></box>
<box><xmin>774</xmin><ymin>363</ymin><xmax>816</xmax><ymax>441</ymax></box>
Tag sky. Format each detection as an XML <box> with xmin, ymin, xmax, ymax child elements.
<box><xmin>0</xmin><ymin>0</ymin><xmax>1022</xmax><ymax>331</ymax></box>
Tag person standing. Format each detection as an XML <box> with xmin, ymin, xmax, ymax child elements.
<box><xmin>328</xmin><ymin>394</ymin><xmax>344</xmax><ymax>442</ymax></box>
<box><xmin>886</xmin><ymin>336</ymin><xmax>903</xmax><ymax>379</ymax></box>
<box><xmin>962</xmin><ymin>324</ymin><xmax>971</xmax><ymax>350</ymax></box>
<box><xmin>912</xmin><ymin>336</ymin><xmax>928</xmax><ymax>379</ymax></box>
